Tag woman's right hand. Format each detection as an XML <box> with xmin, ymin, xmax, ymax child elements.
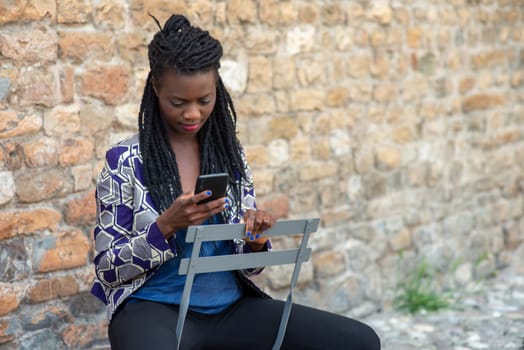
<box><xmin>156</xmin><ymin>191</ymin><xmax>228</xmax><ymax>239</ymax></box>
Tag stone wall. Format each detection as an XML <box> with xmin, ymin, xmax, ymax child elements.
<box><xmin>1</xmin><ymin>0</ymin><xmax>523</xmax><ymax>348</ymax></box>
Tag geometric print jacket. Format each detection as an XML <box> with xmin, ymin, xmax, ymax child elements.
<box><xmin>90</xmin><ymin>134</ymin><xmax>267</xmax><ymax>321</ymax></box>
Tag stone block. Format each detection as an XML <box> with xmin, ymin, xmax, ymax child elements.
<box><xmin>321</xmin><ymin>2</ymin><xmax>345</xmax><ymax>25</ymax></box>
<box><xmin>347</xmin><ymin>55</ymin><xmax>370</xmax><ymax>78</ymax></box>
<box><xmin>0</xmin><ymin>0</ymin><xmax>56</xmax><ymax>24</ymax></box>
<box><xmin>0</xmin><ymin>317</ymin><xmax>17</xmax><ymax>344</ymax></box>
<box><xmin>71</xmin><ymin>164</ymin><xmax>93</xmax><ymax>192</ymax></box>
<box><xmin>253</xmin><ymin>168</ymin><xmax>275</xmax><ymax>196</ymax></box>
<box><xmin>17</xmin><ymin>67</ymin><xmax>59</xmax><ymax>107</ymax></box>
<box><xmin>58</xmin><ymin>32</ymin><xmax>113</xmax><ymax>62</ymax></box>
<box><xmin>272</xmin><ymin>57</ymin><xmax>296</xmax><ymax>89</ymax></box>
<box><xmin>389</xmin><ymin>228</ymin><xmax>412</xmax><ymax>251</ymax></box>
<box><xmin>297</xmin><ymin>3</ymin><xmax>319</xmax><ymax>23</ymax></box>
<box><xmin>62</xmin><ymin>323</ymin><xmax>100</xmax><ymax>349</ymax></box>
<box><xmin>286</xmin><ymin>25</ymin><xmax>315</xmax><ymax>55</ymax></box>
<box><xmin>256</xmin><ymin>194</ymin><xmax>289</xmax><ymax>219</ymax></box>
<box><xmin>375</xmin><ymin>147</ymin><xmax>401</xmax><ymax>170</ymax></box>
<box><xmin>57</xmin><ymin>0</ymin><xmax>90</xmax><ymax>23</ymax></box>
<box><xmin>0</xmin><ymin>212</ymin><xmax>17</xmax><ymax>240</ymax></box>
<box><xmin>23</xmin><ymin>137</ymin><xmax>59</xmax><ymax>168</ymax></box>
<box><xmin>4</xmin><ymin>142</ymin><xmax>23</xmax><ymax>170</ymax></box>
<box><xmin>59</xmin><ymin>65</ymin><xmax>75</xmax><ymax>104</ymax></box>
<box><xmin>64</xmin><ymin>189</ymin><xmax>96</xmax><ymax>226</ymax></box>
<box><xmin>20</xmin><ymin>306</ymin><xmax>71</xmax><ymax>332</ymax></box>
<box><xmin>462</xmin><ymin>93</ymin><xmax>506</xmax><ymax>112</ymax></box>
<box><xmin>0</xmin><ymin>208</ymin><xmax>60</xmax><ymax>240</ymax></box>
<box><xmin>81</xmin><ymin>65</ymin><xmax>131</xmax><ymax>105</ymax></box>
<box><xmin>267</xmin><ymin>139</ymin><xmax>290</xmax><ymax>167</ymax></box>
<box><xmin>459</xmin><ymin>77</ymin><xmax>476</xmax><ymax>94</ymax></box>
<box><xmin>370</xmin><ymin>28</ymin><xmax>387</xmax><ymax>48</ymax></box>
<box><xmin>312</xmin><ymin>137</ymin><xmax>331</xmax><ymax>160</ymax></box>
<box><xmin>299</xmin><ymin>161</ymin><xmax>338</xmax><ymax>181</ymax></box>
<box><xmin>270</xmin><ymin>116</ymin><xmax>298</xmax><ymax>139</ymax></box>
<box><xmin>471</xmin><ymin>50</ymin><xmax>508</xmax><ymax>69</ymax></box>
<box><xmin>0</xmin><ymin>29</ymin><xmax>57</xmax><ymax>62</ymax></box>
<box><xmin>44</xmin><ymin>105</ymin><xmax>81</xmax><ymax>137</ymax></box>
<box><xmin>0</xmin><ymin>114</ymin><xmax>41</xmax><ymax>139</ymax></box>
<box><xmin>33</xmin><ymin>230</ymin><xmax>90</xmax><ymax>273</ymax></box>
<box><xmin>18</xmin><ymin>208</ymin><xmax>62</xmax><ymax>235</ymax></box>
<box><xmin>59</xmin><ymin>137</ymin><xmax>94</xmax><ymax>167</ymax></box>
<box><xmin>290</xmin><ymin>89</ymin><xmax>324</xmax><ymax>111</ymax></box>
<box><xmin>245</xmin><ymin>27</ymin><xmax>280</xmax><ymax>54</ymax></box>
<box><xmin>259</xmin><ymin>0</ymin><xmax>279</xmax><ymax>25</ymax></box>
<box><xmin>244</xmin><ymin>145</ymin><xmax>269</xmax><ymax>168</ymax></box>
<box><xmin>79</xmin><ymin>104</ymin><xmax>113</xmax><ymax>136</ymax></box>
<box><xmin>94</xmin><ymin>0</ymin><xmax>125</xmax><ymax>29</ymax></box>
<box><xmin>247</xmin><ymin>56</ymin><xmax>272</xmax><ymax>93</ymax></box>
<box><xmin>407</xmin><ymin>27</ymin><xmax>423</xmax><ymax>48</ymax></box>
<box><xmin>370</xmin><ymin>3</ymin><xmax>393</xmax><ymax>25</ymax></box>
<box><xmin>313</xmin><ymin>249</ymin><xmax>346</xmax><ymax>278</ymax></box>
<box><xmin>226</xmin><ymin>0</ymin><xmax>257</xmax><ymax>24</ymax></box>
<box><xmin>235</xmin><ymin>94</ymin><xmax>275</xmax><ymax>118</ymax></box>
<box><xmin>0</xmin><ymin>172</ymin><xmax>15</xmax><ymax>206</ymax></box>
<box><xmin>130</xmin><ymin>0</ymin><xmax>185</xmax><ymax>30</ymax></box>
<box><xmin>327</xmin><ymin>276</ymin><xmax>363</xmax><ymax>313</ymax></box>
<box><xmin>27</xmin><ymin>275</ymin><xmax>79</xmax><ymax>303</ymax></box>
<box><xmin>0</xmin><ymin>238</ymin><xmax>30</xmax><ymax>282</ymax></box>
<box><xmin>326</xmin><ymin>86</ymin><xmax>349</xmax><ymax>107</ymax></box>
<box><xmin>14</xmin><ymin>169</ymin><xmax>63</xmax><ymax>203</ymax></box>
<box><xmin>0</xmin><ymin>284</ymin><xmax>19</xmax><ymax>316</ymax></box>
<box><xmin>373</xmin><ymin>83</ymin><xmax>396</xmax><ymax>103</ymax></box>
<box><xmin>0</xmin><ymin>111</ymin><xmax>17</xmax><ymax>132</ymax></box>
<box><xmin>289</xmin><ymin>137</ymin><xmax>311</xmax><ymax>163</ymax></box>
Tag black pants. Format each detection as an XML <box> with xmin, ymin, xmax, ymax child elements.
<box><xmin>109</xmin><ymin>297</ymin><xmax>380</xmax><ymax>350</ymax></box>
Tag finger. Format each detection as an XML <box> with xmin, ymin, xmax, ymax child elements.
<box><xmin>192</xmin><ymin>189</ymin><xmax>213</xmax><ymax>204</ymax></box>
<box><xmin>244</xmin><ymin>210</ymin><xmax>255</xmax><ymax>241</ymax></box>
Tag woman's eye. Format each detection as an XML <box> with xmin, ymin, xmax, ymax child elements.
<box><xmin>170</xmin><ymin>101</ymin><xmax>184</xmax><ymax>107</ymax></box>
<box><xmin>199</xmin><ymin>99</ymin><xmax>211</xmax><ymax>105</ymax></box>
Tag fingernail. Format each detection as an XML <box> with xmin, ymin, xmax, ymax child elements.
<box><xmin>250</xmin><ymin>236</ymin><xmax>255</xmax><ymax>241</ymax></box>
<box><xmin>225</xmin><ymin>198</ymin><xmax>230</xmax><ymax>203</ymax></box>
<box><xmin>224</xmin><ymin>204</ymin><xmax>229</xmax><ymax>209</ymax></box>
<box><xmin>206</xmin><ymin>190</ymin><xmax>212</xmax><ymax>196</ymax></box>
<box><xmin>255</xmin><ymin>234</ymin><xmax>260</xmax><ymax>239</ymax></box>
<box><xmin>247</xmin><ymin>231</ymin><xmax>252</xmax><ymax>236</ymax></box>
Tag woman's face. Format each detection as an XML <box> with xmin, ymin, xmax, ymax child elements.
<box><xmin>153</xmin><ymin>69</ymin><xmax>217</xmax><ymax>139</ymax></box>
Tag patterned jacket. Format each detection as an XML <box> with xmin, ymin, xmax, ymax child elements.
<box><xmin>90</xmin><ymin>134</ymin><xmax>268</xmax><ymax>321</ymax></box>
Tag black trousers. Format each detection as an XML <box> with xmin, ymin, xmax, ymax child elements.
<box><xmin>108</xmin><ymin>297</ymin><xmax>380</xmax><ymax>350</ymax></box>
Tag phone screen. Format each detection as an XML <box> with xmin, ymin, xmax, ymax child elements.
<box><xmin>195</xmin><ymin>173</ymin><xmax>229</xmax><ymax>204</ymax></box>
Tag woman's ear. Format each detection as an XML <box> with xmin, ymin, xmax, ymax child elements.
<box><xmin>151</xmin><ymin>77</ymin><xmax>159</xmax><ymax>96</ymax></box>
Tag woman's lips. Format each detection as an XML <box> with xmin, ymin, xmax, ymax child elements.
<box><xmin>182</xmin><ymin>123</ymin><xmax>199</xmax><ymax>132</ymax></box>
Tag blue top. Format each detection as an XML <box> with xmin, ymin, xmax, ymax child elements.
<box><xmin>128</xmin><ymin>215</ymin><xmax>242</xmax><ymax>314</ymax></box>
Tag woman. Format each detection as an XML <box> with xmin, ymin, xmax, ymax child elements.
<box><xmin>91</xmin><ymin>14</ymin><xmax>380</xmax><ymax>350</ymax></box>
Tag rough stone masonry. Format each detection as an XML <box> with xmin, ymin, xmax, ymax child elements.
<box><xmin>0</xmin><ymin>0</ymin><xmax>523</xmax><ymax>348</ymax></box>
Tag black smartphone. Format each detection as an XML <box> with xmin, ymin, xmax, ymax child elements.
<box><xmin>194</xmin><ymin>173</ymin><xmax>229</xmax><ymax>204</ymax></box>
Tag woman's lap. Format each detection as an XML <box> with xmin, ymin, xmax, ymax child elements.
<box><xmin>109</xmin><ymin>297</ymin><xmax>380</xmax><ymax>350</ymax></box>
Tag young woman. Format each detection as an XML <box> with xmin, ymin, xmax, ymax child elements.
<box><xmin>91</xmin><ymin>14</ymin><xmax>380</xmax><ymax>350</ymax></box>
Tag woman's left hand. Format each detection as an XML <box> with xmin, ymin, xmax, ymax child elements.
<box><xmin>243</xmin><ymin>209</ymin><xmax>275</xmax><ymax>251</ymax></box>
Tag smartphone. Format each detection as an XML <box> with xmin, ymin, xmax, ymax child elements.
<box><xmin>194</xmin><ymin>173</ymin><xmax>229</xmax><ymax>204</ymax></box>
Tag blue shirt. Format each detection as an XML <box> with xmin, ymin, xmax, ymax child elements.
<box><xmin>128</xmin><ymin>216</ymin><xmax>242</xmax><ymax>314</ymax></box>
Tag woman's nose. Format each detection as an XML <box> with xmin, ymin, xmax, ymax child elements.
<box><xmin>183</xmin><ymin>103</ymin><xmax>200</xmax><ymax>120</ymax></box>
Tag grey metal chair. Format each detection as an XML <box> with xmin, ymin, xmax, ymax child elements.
<box><xmin>175</xmin><ymin>218</ymin><xmax>320</xmax><ymax>350</ymax></box>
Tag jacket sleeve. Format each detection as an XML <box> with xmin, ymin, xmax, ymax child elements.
<box><xmin>93</xmin><ymin>147</ymin><xmax>177</xmax><ymax>289</ymax></box>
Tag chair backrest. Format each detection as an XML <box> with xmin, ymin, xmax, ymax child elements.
<box><xmin>175</xmin><ymin>218</ymin><xmax>320</xmax><ymax>350</ymax></box>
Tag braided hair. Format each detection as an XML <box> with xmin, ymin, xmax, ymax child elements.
<box><xmin>139</xmin><ymin>14</ymin><xmax>248</xmax><ymax>217</ymax></box>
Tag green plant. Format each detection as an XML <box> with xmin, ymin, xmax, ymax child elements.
<box><xmin>393</xmin><ymin>259</ymin><xmax>452</xmax><ymax>314</ymax></box>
